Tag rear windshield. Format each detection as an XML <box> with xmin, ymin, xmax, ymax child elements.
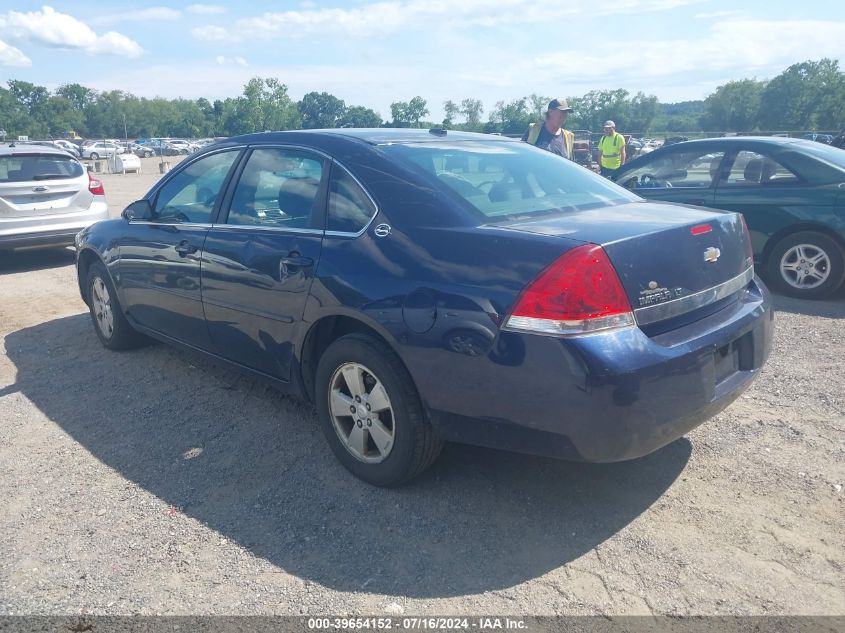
<box><xmin>0</xmin><ymin>153</ymin><xmax>84</xmax><ymax>182</ymax></box>
<box><xmin>381</xmin><ymin>140</ymin><xmax>638</xmax><ymax>220</ymax></box>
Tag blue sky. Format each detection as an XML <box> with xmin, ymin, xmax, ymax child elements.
<box><xmin>1</xmin><ymin>1</ymin><xmax>843</xmax><ymax>120</ymax></box>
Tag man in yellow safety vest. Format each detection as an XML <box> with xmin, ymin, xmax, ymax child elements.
<box><xmin>597</xmin><ymin>120</ymin><xmax>626</xmax><ymax>177</ymax></box>
<box><xmin>522</xmin><ymin>98</ymin><xmax>574</xmax><ymax>160</ymax></box>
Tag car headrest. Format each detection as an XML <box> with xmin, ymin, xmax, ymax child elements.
<box><xmin>278</xmin><ymin>177</ymin><xmax>320</xmax><ymax>220</ymax></box>
<box><xmin>743</xmin><ymin>158</ymin><xmax>763</xmax><ymax>184</ymax></box>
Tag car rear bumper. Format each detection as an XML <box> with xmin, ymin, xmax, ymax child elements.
<box><xmin>0</xmin><ymin>202</ymin><xmax>109</xmax><ymax>249</ymax></box>
<box><xmin>423</xmin><ymin>277</ymin><xmax>774</xmax><ymax>462</ymax></box>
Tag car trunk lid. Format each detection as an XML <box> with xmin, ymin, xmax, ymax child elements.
<box><xmin>0</xmin><ymin>153</ymin><xmax>92</xmax><ymax>218</ymax></box>
<box><xmin>493</xmin><ymin>201</ymin><xmax>753</xmax><ymax>326</ymax></box>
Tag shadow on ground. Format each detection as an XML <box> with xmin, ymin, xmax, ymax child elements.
<box><xmin>0</xmin><ymin>247</ymin><xmax>75</xmax><ymax>275</ymax></box>
<box><xmin>3</xmin><ymin>314</ymin><xmax>690</xmax><ymax>598</ymax></box>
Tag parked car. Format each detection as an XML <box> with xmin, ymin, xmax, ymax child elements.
<box><xmin>75</xmin><ymin>129</ymin><xmax>773</xmax><ymax>486</ymax></box>
<box><xmin>801</xmin><ymin>133</ymin><xmax>834</xmax><ymax>145</ymax></box>
<box><xmin>81</xmin><ymin>142</ymin><xmax>124</xmax><ymax>160</ymax></box>
<box><xmin>166</xmin><ymin>139</ymin><xmax>197</xmax><ymax>155</ymax></box>
<box><xmin>0</xmin><ymin>143</ymin><xmax>108</xmax><ymax>250</ymax></box>
<box><xmin>612</xmin><ymin>136</ymin><xmax>845</xmax><ymax>298</ymax></box>
<box><xmin>143</xmin><ymin>139</ymin><xmax>181</xmax><ymax>157</ymax></box>
<box><xmin>52</xmin><ymin>139</ymin><xmax>81</xmax><ymax>157</ymax></box>
<box><xmin>129</xmin><ymin>143</ymin><xmax>154</xmax><ymax>158</ymax></box>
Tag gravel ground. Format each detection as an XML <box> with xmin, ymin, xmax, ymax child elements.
<box><xmin>0</xmin><ymin>160</ymin><xmax>843</xmax><ymax>615</ymax></box>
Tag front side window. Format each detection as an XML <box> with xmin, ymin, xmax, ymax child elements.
<box><xmin>722</xmin><ymin>150</ymin><xmax>799</xmax><ymax>186</ymax></box>
<box><xmin>382</xmin><ymin>141</ymin><xmax>637</xmax><ymax>220</ymax></box>
<box><xmin>227</xmin><ymin>148</ymin><xmax>325</xmax><ymax>229</ymax></box>
<box><xmin>327</xmin><ymin>165</ymin><xmax>376</xmax><ymax>233</ymax></box>
<box><xmin>152</xmin><ymin>150</ymin><xmax>239</xmax><ymax>223</ymax></box>
<box><xmin>619</xmin><ymin>150</ymin><xmax>726</xmax><ymax>190</ymax></box>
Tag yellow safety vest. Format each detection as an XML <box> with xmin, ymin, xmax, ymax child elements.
<box><xmin>526</xmin><ymin>123</ymin><xmax>574</xmax><ymax>160</ymax></box>
<box><xmin>598</xmin><ymin>132</ymin><xmax>625</xmax><ymax>169</ymax></box>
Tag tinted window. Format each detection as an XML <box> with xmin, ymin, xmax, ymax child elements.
<box><xmin>327</xmin><ymin>165</ymin><xmax>376</xmax><ymax>233</ymax></box>
<box><xmin>0</xmin><ymin>154</ymin><xmax>84</xmax><ymax>182</ymax></box>
<box><xmin>723</xmin><ymin>151</ymin><xmax>799</xmax><ymax>186</ymax></box>
<box><xmin>227</xmin><ymin>148</ymin><xmax>324</xmax><ymax>229</ymax></box>
<box><xmin>619</xmin><ymin>150</ymin><xmax>725</xmax><ymax>190</ymax></box>
<box><xmin>382</xmin><ymin>141</ymin><xmax>637</xmax><ymax>220</ymax></box>
<box><xmin>153</xmin><ymin>150</ymin><xmax>239</xmax><ymax>223</ymax></box>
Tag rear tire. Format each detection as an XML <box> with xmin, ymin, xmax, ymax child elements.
<box><xmin>315</xmin><ymin>333</ymin><xmax>442</xmax><ymax>486</ymax></box>
<box><xmin>89</xmin><ymin>152</ymin><xmax>99</xmax><ymax>161</ymax></box>
<box><xmin>767</xmin><ymin>231</ymin><xmax>845</xmax><ymax>299</ymax></box>
<box><xmin>86</xmin><ymin>262</ymin><xmax>147</xmax><ymax>350</ymax></box>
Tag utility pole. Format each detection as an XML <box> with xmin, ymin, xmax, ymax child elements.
<box><xmin>123</xmin><ymin>113</ymin><xmax>128</xmax><ymax>143</ymax></box>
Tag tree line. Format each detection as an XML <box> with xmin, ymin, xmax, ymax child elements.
<box><xmin>1</xmin><ymin>58</ymin><xmax>842</xmax><ymax>140</ymax></box>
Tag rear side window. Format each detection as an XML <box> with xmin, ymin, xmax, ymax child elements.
<box><xmin>0</xmin><ymin>154</ymin><xmax>84</xmax><ymax>182</ymax></box>
<box><xmin>327</xmin><ymin>165</ymin><xmax>376</xmax><ymax>233</ymax></box>
<box><xmin>226</xmin><ymin>148</ymin><xmax>325</xmax><ymax>229</ymax></box>
<box><xmin>723</xmin><ymin>151</ymin><xmax>799</xmax><ymax>186</ymax></box>
<box><xmin>382</xmin><ymin>141</ymin><xmax>637</xmax><ymax>220</ymax></box>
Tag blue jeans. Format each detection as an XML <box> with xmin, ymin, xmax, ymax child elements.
<box><xmin>600</xmin><ymin>166</ymin><xmax>619</xmax><ymax>178</ymax></box>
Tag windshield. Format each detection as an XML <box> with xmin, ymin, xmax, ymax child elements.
<box><xmin>381</xmin><ymin>140</ymin><xmax>639</xmax><ymax>220</ymax></box>
<box><xmin>0</xmin><ymin>153</ymin><xmax>84</xmax><ymax>182</ymax></box>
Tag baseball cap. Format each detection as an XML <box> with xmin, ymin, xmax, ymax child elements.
<box><xmin>603</xmin><ymin>120</ymin><xmax>616</xmax><ymax>128</ymax></box>
<box><xmin>548</xmin><ymin>98</ymin><xmax>573</xmax><ymax>113</ymax></box>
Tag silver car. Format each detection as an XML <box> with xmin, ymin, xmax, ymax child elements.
<box><xmin>81</xmin><ymin>142</ymin><xmax>124</xmax><ymax>160</ymax></box>
<box><xmin>0</xmin><ymin>144</ymin><xmax>109</xmax><ymax>250</ymax></box>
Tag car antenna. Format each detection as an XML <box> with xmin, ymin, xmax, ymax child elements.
<box><xmin>429</xmin><ymin>128</ymin><xmax>447</xmax><ymax>136</ymax></box>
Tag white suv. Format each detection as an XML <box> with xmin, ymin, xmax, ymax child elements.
<box><xmin>0</xmin><ymin>144</ymin><xmax>109</xmax><ymax>250</ymax></box>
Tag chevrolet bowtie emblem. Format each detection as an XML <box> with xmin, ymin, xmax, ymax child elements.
<box><xmin>703</xmin><ymin>246</ymin><xmax>721</xmax><ymax>263</ymax></box>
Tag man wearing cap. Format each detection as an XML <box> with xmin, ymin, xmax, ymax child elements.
<box><xmin>597</xmin><ymin>120</ymin><xmax>626</xmax><ymax>177</ymax></box>
<box><xmin>522</xmin><ymin>98</ymin><xmax>575</xmax><ymax>160</ymax></box>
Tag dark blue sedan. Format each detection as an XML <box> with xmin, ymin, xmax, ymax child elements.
<box><xmin>75</xmin><ymin>129</ymin><xmax>773</xmax><ymax>486</ymax></box>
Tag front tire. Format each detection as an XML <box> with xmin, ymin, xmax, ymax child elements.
<box><xmin>315</xmin><ymin>333</ymin><xmax>442</xmax><ymax>486</ymax></box>
<box><xmin>86</xmin><ymin>262</ymin><xmax>146</xmax><ymax>350</ymax></box>
<box><xmin>767</xmin><ymin>231</ymin><xmax>845</xmax><ymax>299</ymax></box>
<box><xmin>89</xmin><ymin>152</ymin><xmax>99</xmax><ymax>161</ymax></box>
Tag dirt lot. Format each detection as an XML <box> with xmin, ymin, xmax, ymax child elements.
<box><xmin>0</xmin><ymin>158</ymin><xmax>843</xmax><ymax>615</ymax></box>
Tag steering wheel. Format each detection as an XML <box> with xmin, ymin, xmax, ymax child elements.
<box><xmin>640</xmin><ymin>174</ymin><xmax>672</xmax><ymax>188</ymax></box>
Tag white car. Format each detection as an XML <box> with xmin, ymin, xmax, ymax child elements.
<box><xmin>52</xmin><ymin>140</ymin><xmax>81</xmax><ymax>157</ymax></box>
<box><xmin>0</xmin><ymin>144</ymin><xmax>108</xmax><ymax>251</ymax></box>
<box><xmin>82</xmin><ymin>142</ymin><xmax>124</xmax><ymax>160</ymax></box>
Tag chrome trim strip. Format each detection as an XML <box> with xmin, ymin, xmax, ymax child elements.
<box><xmin>127</xmin><ymin>221</ymin><xmax>214</xmax><ymax>228</ymax></box>
<box><xmin>208</xmin><ymin>223</ymin><xmax>324</xmax><ymax>235</ymax></box>
<box><xmin>634</xmin><ymin>266</ymin><xmax>754</xmax><ymax>326</ymax></box>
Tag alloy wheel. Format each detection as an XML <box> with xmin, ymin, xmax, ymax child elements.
<box><xmin>91</xmin><ymin>276</ymin><xmax>114</xmax><ymax>339</ymax></box>
<box><xmin>780</xmin><ymin>243</ymin><xmax>831</xmax><ymax>290</ymax></box>
<box><xmin>328</xmin><ymin>362</ymin><xmax>395</xmax><ymax>464</ymax></box>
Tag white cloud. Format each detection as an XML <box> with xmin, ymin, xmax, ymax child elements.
<box><xmin>694</xmin><ymin>10</ymin><xmax>744</xmax><ymax>19</ymax></box>
<box><xmin>209</xmin><ymin>0</ymin><xmax>704</xmax><ymax>39</ymax></box>
<box><xmin>90</xmin><ymin>7</ymin><xmax>181</xmax><ymax>25</ymax></box>
<box><xmin>191</xmin><ymin>25</ymin><xmax>237</xmax><ymax>41</ymax></box>
<box><xmin>0</xmin><ymin>6</ymin><xmax>143</xmax><ymax>57</ymax></box>
<box><xmin>532</xmin><ymin>19</ymin><xmax>845</xmax><ymax>82</ymax></box>
<box><xmin>187</xmin><ymin>4</ymin><xmax>227</xmax><ymax>14</ymax></box>
<box><xmin>216</xmin><ymin>55</ymin><xmax>248</xmax><ymax>66</ymax></box>
<box><xmin>0</xmin><ymin>39</ymin><xmax>31</xmax><ymax>67</ymax></box>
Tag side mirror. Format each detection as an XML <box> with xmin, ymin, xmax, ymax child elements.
<box><xmin>122</xmin><ymin>199</ymin><xmax>153</xmax><ymax>221</ymax></box>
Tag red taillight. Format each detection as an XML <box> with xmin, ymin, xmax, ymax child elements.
<box><xmin>505</xmin><ymin>244</ymin><xmax>635</xmax><ymax>336</ymax></box>
<box><xmin>739</xmin><ymin>215</ymin><xmax>754</xmax><ymax>266</ymax></box>
<box><xmin>690</xmin><ymin>224</ymin><xmax>712</xmax><ymax>235</ymax></box>
<box><xmin>88</xmin><ymin>173</ymin><xmax>105</xmax><ymax>196</ymax></box>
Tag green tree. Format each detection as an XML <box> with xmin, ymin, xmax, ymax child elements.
<box><xmin>528</xmin><ymin>93</ymin><xmax>549</xmax><ymax>120</ymax></box>
<box><xmin>299</xmin><ymin>91</ymin><xmax>346</xmax><ymax>129</ymax></box>
<box><xmin>626</xmin><ymin>92</ymin><xmax>660</xmax><ymax>133</ymax></box>
<box><xmin>489</xmin><ymin>98</ymin><xmax>530</xmax><ymax>134</ymax></box>
<box><xmin>701</xmin><ymin>79</ymin><xmax>764</xmax><ymax>132</ymax></box>
<box><xmin>405</xmin><ymin>96</ymin><xmax>428</xmax><ymax>127</ymax></box>
<box><xmin>759</xmin><ymin>59</ymin><xmax>843</xmax><ymax>130</ymax></box>
<box><xmin>237</xmin><ymin>77</ymin><xmax>301</xmax><ymax>133</ymax></box>
<box><xmin>459</xmin><ymin>98</ymin><xmax>483</xmax><ymax>130</ymax></box>
<box><xmin>339</xmin><ymin>105</ymin><xmax>382</xmax><ymax>128</ymax></box>
<box><xmin>443</xmin><ymin>99</ymin><xmax>459</xmax><ymax>128</ymax></box>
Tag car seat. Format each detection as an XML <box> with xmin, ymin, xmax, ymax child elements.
<box><xmin>277</xmin><ymin>177</ymin><xmax>320</xmax><ymax>227</ymax></box>
<box><xmin>743</xmin><ymin>158</ymin><xmax>763</xmax><ymax>184</ymax></box>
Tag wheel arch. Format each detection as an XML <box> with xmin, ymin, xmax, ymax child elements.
<box><xmin>298</xmin><ymin>313</ymin><xmax>414</xmax><ymax>405</ymax></box>
<box><xmin>760</xmin><ymin>222</ymin><xmax>845</xmax><ymax>267</ymax></box>
<box><xmin>76</xmin><ymin>247</ymin><xmax>103</xmax><ymax>305</ymax></box>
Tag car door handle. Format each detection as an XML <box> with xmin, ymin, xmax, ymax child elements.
<box><xmin>279</xmin><ymin>254</ymin><xmax>314</xmax><ymax>277</ymax></box>
<box><xmin>175</xmin><ymin>241</ymin><xmax>198</xmax><ymax>257</ymax></box>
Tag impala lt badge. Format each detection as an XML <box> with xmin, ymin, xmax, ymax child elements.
<box><xmin>703</xmin><ymin>246</ymin><xmax>721</xmax><ymax>263</ymax></box>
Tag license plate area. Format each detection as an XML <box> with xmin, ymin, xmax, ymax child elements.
<box><xmin>714</xmin><ymin>330</ymin><xmax>754</xmax><ymax>385</ymax></box>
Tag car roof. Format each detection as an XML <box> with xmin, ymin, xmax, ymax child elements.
<box><xmin>229</xmin><ymin>128</ymin><xmax>519</xmax><ymax>145</ymax></box>
<box><xmin>655</xmin><ymin>136</ymin><xmax>813</xmax><ymax>149</ymax></box>
<box><xmin>0</xmin><ymin>143</ymin><xmax>77</xmax><ymax>157</ymax></box>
